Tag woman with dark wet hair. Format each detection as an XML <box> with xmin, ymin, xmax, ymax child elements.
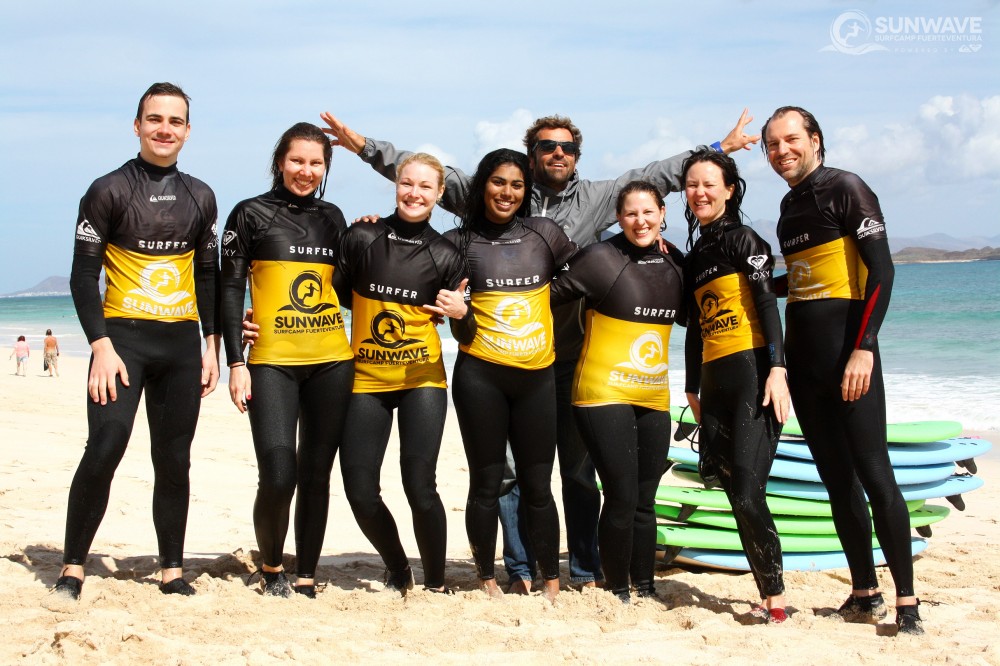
<box><xmin>446</xmin><ymin>148</ymin><xmax>578</xmax><ymax>602</ymax></box>
<box><xmin>682</xmin><ymin>148</ymin><xmax>789</xmax><ymax>623</ymax></box>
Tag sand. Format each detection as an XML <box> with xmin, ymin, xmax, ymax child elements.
<box><xmin>1</xmin><ymin>356</ymin><xmax>998</xmax><ymax>665</ymax></box>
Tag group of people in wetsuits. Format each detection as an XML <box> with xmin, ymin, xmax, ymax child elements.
<box><xmin>52</xmin><ymin>81</ymin><xmax>923</xmax><ymax>636</ymax></box>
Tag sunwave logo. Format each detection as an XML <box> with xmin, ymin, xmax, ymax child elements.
<box><xmin>614</xmin><ymin>331</ymin><xmax>668</xmax><ymax>375</ymax></box>
<box><xmin>493</xmin><ymin>297</ymin><xmax>543</xmax><ymax>338</ymax></box>
<box><xmin>76</xmin><ymin>219</ymin><xmax>102</xmax><ymax>244</ymax></box>
<box><xmin>363</xmin><ymin>311</ymin><xmax>421</xmax><ymax>349</ymax></box>
<box><xmin>822</xmin><ymin>10</ymin><xmax>983</xmax><ymax>55</ymax></box>
<box><xmin>129</xmin><ymin>261</ymin><xmax>191</xmax><ymax>305</ymax></box>
<box><xmin>278</xmin><ymin>270</ymin><xmax>337</xmax><ymax>314</ymax></box>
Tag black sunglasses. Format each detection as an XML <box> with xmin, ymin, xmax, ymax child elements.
<box><xmin>534</xmin><ymin>139</ymin><xmax>579</xmax><ymax>155</ymax></box>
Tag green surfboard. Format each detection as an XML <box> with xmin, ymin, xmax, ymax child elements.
<box><xmin>654</xmin><ymin>483</ymin><xmax>925</xmax><ymax>517</ymax></box>
<box><xmin>655</xmin><ymin>502</ymin><xmax>948</xmax><ymax>534</ymax></box>
<box><xmin>670</xmin><ymin>406</ymin><xmax>963</xmax><ymax>444</ymax></box>
<box><xmin>657</xmin><ymin>523</ymin><xmax>882</xmax><ymax>552</ymax></box>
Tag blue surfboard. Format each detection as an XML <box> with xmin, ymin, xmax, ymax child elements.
<box><xmin>669</xmin><ymin>446</ymin><xmax>957</xmax><ymax>484</ymax></box>
<box><xmin>666</xmin><ymin>537</ymin><xmax>928</xmax><ymax>572</ymax></box>
<box><xmin>776</xmin><ymin>437</ymin><xmax>993</xmax><ymax>467</ymax></box>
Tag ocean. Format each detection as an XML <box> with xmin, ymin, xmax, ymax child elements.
<box><xmin>2</xmin><ymin>261</ymin><xmax>998</xmax><ymax>430</ymax></box>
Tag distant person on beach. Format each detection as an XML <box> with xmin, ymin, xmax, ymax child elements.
<box><xmin>55</xmin><ymin>82</ymin><xmax>220</xmax><ymax>601</ymax></box>
<box><xmin>320</xmin><ymin>108</ymin><xmax>759</xmax><ymax>593</ymax></box>
<box><xmin>10</xmin><ymin>335</ymin><xmax>29</xmax><ymax>376</ymax></box>
<box><xmin>43</xmin><ymin>329</ymin><xmax>59</xmax><ymax>377</ymax></box>
<box><xmin>548</xmin><ymin>181</ymin><xmax>684</xmax><ymax>604</ymax></box>
<box><xmin>681</xmin><ymin>150</ymin><xmax>789</xmax><ymax>623</ymax></box>
<box><xmin>762</xmin><ymin>106</ymin><xmax>920</xmax><ymax>635</ymax></box>
<box><xmin>221</xmin><ymin>123</ymin><xmax>352</xmax><ymax>599</ymax></box>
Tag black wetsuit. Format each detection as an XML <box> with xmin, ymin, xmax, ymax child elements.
<box><xmin>66</xmin><ymin>155</ymin><xmax>219</xmax><ymax>569</ymax></box>
<box><xmin>777</xmin><ymin>165</ymin><xmax>909</xmax><ymax>595</ymax></box>
<box><xmin>445</xmin><ymin>216</ymin><xmax>578</xmax><ymax>581</ymax></box>
<box><xmin>550</xmin><ymin>233</ymin><xmax>684</xmax><ymax>595</ymax></box>
<box><xmin>221</xmin><ymin>185</ymin><xmax>353</xmax><ymax>579</ymax></box>
<box><xmin>684</xmin><ymin>217</ymin><xmax>785</xmax><ymax>598</ymax></box>
<box><xmin>337</xmin><ymin>213</ymin><xmax>467</xmax><ymax>588</ymax></box>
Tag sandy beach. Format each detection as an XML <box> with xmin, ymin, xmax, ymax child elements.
<box><xmin>2</xmin><ymin>355</ymin><xmax>997</xmax><ymax>665</ymax></box>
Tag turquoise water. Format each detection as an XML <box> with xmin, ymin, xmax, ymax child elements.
<box><xmin>2</xmin><ymin>261</ymin><xmax>998</xmax><ymax>429</ymax></box>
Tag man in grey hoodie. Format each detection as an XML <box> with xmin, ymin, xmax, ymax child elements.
<box><xmin>321</xmin><ymin>109</ymin><xmax>759</xmax><ymax>593</ymax></box>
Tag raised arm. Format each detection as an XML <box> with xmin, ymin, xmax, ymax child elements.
<box><xmin>320</xmin><ymin>111</ymin><xmax>472</xmax><ymax>216</ymax></box>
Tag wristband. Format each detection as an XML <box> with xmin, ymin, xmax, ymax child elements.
<box><xmin>710</xmin><ymin>141</ymin><xmax>723</xmax><ymax>153</ymax></box>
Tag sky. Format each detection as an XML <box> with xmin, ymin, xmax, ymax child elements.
<box><xmin>1</xmin><ymin>0</ymin><xmax>998</xmax><ymax>294</ymax></box>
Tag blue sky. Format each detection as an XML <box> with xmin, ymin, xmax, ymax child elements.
<box><xmin>1</xmin><ymin>0</ymin><xmax>997</xmax><ymax>293</ymax></box>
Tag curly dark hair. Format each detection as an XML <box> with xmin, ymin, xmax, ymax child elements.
<box><xmin>458</xmin><ymin>148</ymin><xmax>531</xmax><ymax>232</ymax></box>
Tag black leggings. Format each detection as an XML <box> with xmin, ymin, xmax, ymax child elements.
<box><xmin>452</xmin><ymin>352</ymin><xmax>560</xmax><ymax>581</ymax></box>
<box><xmin>64</xmin><ymin>319</ymin><xmax>202</xmax><ymax>569</ymax></box>
<box><xmin>573</xmin><ymin>404</ymin><xmax>669</xmax><ymax>594</ymax></box>
<box><xmin>699</xmin><ymin>348</ymin><xmax>784</xmax><ymax>598</ymax></box>
<box><xmin>339</xmin><ymin>387</ymin><xmax>448</xmax><ymax>587</ymax></box>
<box><xmin>246</xmin><ymin>360</ymin><xmax>353</xmax><ymax>579</ymax></box>
<box><xmin>786</xmin><ymin>299</ymin><xmax>913</xmax><ymax>596</ymax></box>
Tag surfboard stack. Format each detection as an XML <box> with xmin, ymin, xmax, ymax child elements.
<box><xmin>655</xmin><ymin>411</ymin><xmax>990</xmax><ymax>571</ymax></box>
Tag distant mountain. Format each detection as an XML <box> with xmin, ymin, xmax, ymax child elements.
<box><xmin>893</xmin><ymin>246</ymin><xmax>1000</xmax><ymax>263</ymax></box>
<box><xmin>2</xmin><ymin>276</ymin><xmax>71</xmax><ymax>297</ymax></box>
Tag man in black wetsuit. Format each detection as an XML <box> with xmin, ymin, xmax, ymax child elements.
<box><xmin>53</xmin><ymin>82</ymin><xmax>220</xmax><ymax>600</ymax></box>
<box><xmin>762</xmin><ymin>106</ymin><xmax>922</xmax><ymax>635</ymax></box>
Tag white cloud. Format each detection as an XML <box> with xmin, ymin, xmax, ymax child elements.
<box><xmin>472</xmin><ymin>109</ymin><xmax>534</xmax><ymax>155</ymax></box>
<box><xmin>598</xmin><ymin>118</ymin><xmax>695</xmax><ymax>175</ymax></box>
<box><xmin>829</xmin><ymin>94</ymin><xmax>1000</xmax><ymax>186</ymax></box>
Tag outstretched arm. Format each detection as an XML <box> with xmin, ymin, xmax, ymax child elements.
<box><xmin>719</xmin><ymin>108</ymin><xmax>761</xmax><ymax>154</ymax></box>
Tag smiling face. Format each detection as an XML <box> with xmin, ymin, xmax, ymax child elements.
<box><xmin>133</xmin><ymin>94</ymin><xmax>190</xmax><ymax>167</ymax></box>
<box><xmin>528</xmin><ymin>127</ymin><xmax>578</xmax><ymax>190</ymax></box>
<box><xmin>685</xmin><ymin>160</ymin><xmax>735</xmax><ymax>226</ymax></box>
<box><xmin>617</xmin><ymin>190</ymin><xmax>664</xmax><ymax>247</ymax></box>
<box><xmin>765</xmin><ymin>111</ymin><xmax>822</xmax><ymax>187</ymax></box>
<box><xmin>396</xmin><ymin>161</ymin><xmax>443</xmax><ymax>222</ymax></box>
<box><xmin>279</xmin><ymin>139</ymin><xmax>327</xmax><ymax>197</ymax></box>
<box><xmin>483</xmin><ymin>163</ymin><xmax>526</xmax><ymax>224</ymax></box>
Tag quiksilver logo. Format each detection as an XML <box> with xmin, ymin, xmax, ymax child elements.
<box><xmin>76</xmin><ymin>219</ymin><xmax>102</xmax><ymax>243</ymax></box>
<box><xmin>857</xmin><ymin>217</ymin><xmax>885</xmax><ymax>239</ymax></box>
<box><xmin>388</xmin><ymin>232</ymin><xmax>423</xmax><ymax>245</ymax></box>
<box><xmin>149</xmin><ymin>194</ymin><xmax>177</xmax><ymax>202</ymax></box>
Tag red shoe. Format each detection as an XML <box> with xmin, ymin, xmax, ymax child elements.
<box><xmin>768</xmin><ymin>607</ymin><xmax>788</xmax><ymax>624</ymax></box>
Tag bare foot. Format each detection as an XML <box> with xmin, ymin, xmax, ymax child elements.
<box><xmin>506</xmin><ymin>578</ymin><xmax>532</xmax><ymax>595</ymax></box>
<box><xmin>480</xmin><ymin>578</ymin><xmax>504</xmax><ymax>599</ymax></box>
<box><xmin>541</xmin><ymin>579</ymin><xmax>559</xmax><ymax>604</ymax></box>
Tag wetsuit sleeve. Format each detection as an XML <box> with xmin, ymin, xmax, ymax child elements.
<box><xmin>550</xmin><ymin>246</ymin><xmax>601</xmax><ymax>306</ymax></box>
<box><xmin>70</xmin><ymin>254</ymin><xmax>108</xmax><ymax>344</ymax></box>
<box><xmin>840</xmin><ymin>174</ymin><xmax>894</xmax><ymax>351</ymax></box>
<box><xmin>684</xmin><ymin>310</ymin><xmax>704</xmax><ymax>394</ymax></box>
<box><xmin>193</xmin><ymin>192</ymin><xmax>221</xmax><ymax>337</ymax></box>
<box><xmin>220</xmin><ymin>202</ymin><xmax>254</xmax><ymax>366</ymax></box>
<box><xmin>665</xmin><ymin>243</ymin><xmax>688</xmax><ymax>328</ymax></box>
<box><xmin>449</xmin><ymin>283</ymin><xmax>477</xmax><ymax>345</ymax></box>
<box><xmin>732</xmin><ymin>229</ymin><xmax>784</xmax><ymax>367</ymax></box>
<box><xmin>70</xmin><ymin>178</ymin><xmax>117</xmax><ymax>343</ymax></box>
<box><xmin>360</xmin><ymin>138</ymin><xmax>471</xmax><ymax>216</ymax></box>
